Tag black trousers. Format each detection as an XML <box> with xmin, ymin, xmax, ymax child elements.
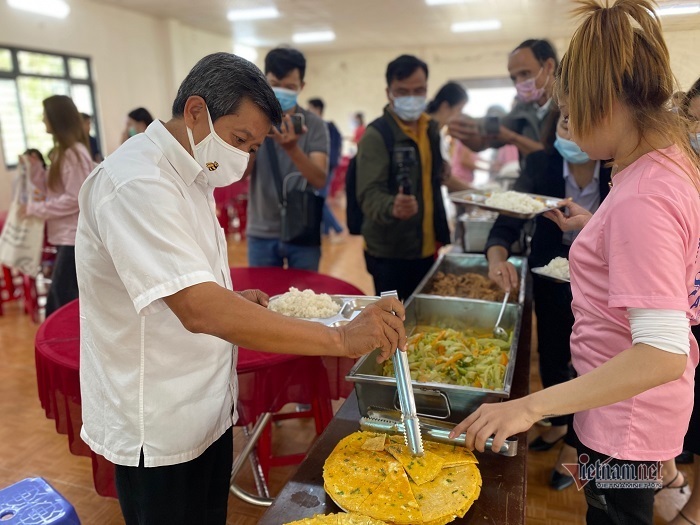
<box><xmin>683</xmin><ymin>325</ymin><xmax>700</xmax><ymax>454</ymax></box>
<box><xmin>364</xmin><ymin>252</ymin><xmax>434</xmax><ymax>301</ymax></box>
<box><xmin>577</xmin><ymin>440</ymin><xmax>656</xmax><ymax>525</ymax></box>
<box><xmin>46</xmin><ymin>245</ymin><xmax>79</xmax><ymax>318</ymax></box>
<box><xmin>115</xmin><ymin>427</ymin><xmax>233</xmax><ymax>525</ymax></box>
<box><xmin>533</xmin><ymin>274</ymin><xmax>575</xmax><ymax>427</ymax></box>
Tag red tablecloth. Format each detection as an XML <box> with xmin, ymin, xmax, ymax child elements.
<box><xmin>35</xmin><ymin>267</ymin><xmax>364</xmax><ymax>498</ymax></box>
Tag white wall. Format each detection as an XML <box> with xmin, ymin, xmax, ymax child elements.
<box><xmin>0</xmin><ymin>0</ymin><xmax>233</xmax><ymax>211</ymax></box>
<box><xmin>302</xmin><ymin>29</ymin><xmax>700</xmax><ymax>138</ymax></box>
<box><xmin>1</xmin><ymin>1</ymin><xmax>697</xmax><ymax>212</ymax></box>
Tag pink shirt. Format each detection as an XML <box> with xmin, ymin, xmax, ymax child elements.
<box><xmin>27</xmin><ymin>143</ymin><xmax>94</xmax><ymax>246</ymax></box>
<box><xmin>450</xmin><ymin>140</ymin><xmax>476</xmax><ymax>184</ymax></box>
<box><xmin>569</xmin><ymin>146</ymin><xmax>700</xmax><ymax>461</ymax></box>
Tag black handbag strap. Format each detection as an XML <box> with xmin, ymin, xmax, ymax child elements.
<box><xmin>264</xmin><ymin>137</ymin><xmax>285</xmax><ymax>206</ymax></box>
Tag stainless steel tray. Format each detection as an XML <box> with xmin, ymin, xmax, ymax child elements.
<box><xmin>346</xmin><ymin>295</ymin><xmax>522</xmax><ymax>423</ymax></box>
<box><xmin>450</xmin><ymin>189</ymin><xmax>564</xmax><ymax>219</ymax></box>
<box><xmin>531</xmin><ymin>267</ymin><xmax>570</xmax><ymax>284</ymax></box>
<box><xmin>412</xmin><ymin>253</ymin><xmax>527</xmax><ymax>305</ymax></box>
<box><xmin>268</xmin><ymin>295</ymin><xmax>380</xmax><ymax>328</ymax></box>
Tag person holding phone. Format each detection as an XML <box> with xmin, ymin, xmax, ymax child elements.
<box><xmin>355</xmin><ymin>55</ymin><xmax>451</xmax><ymax>300</ymax></box>
<box><xmin>452</xmin><ymin>2</ymin><xmax>700</xmax><ymax>522</ymax></box>
<box><xmin>246</xmin><ymin>47</ymin><xmax>329</xmax><ymax>271</ymax></box>
<box><xmin>448</xmin><ymin>39</ymin><xmax>558</xmax><ymax>167</ymax></box>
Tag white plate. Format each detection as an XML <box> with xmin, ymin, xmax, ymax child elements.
<box><xmin>450</xmin><ymin>189</ymin><xmax>565</xmax><ymax>220</ymax></box>
<box><xmin>268</xmin><ymin>295</ymin><xmax>380</xmax><ymax>327</ymax></box>
<box><xmin>531</xmin><ymin>267</ymin><xmax>570</xmax><ymax>284</ymax></box>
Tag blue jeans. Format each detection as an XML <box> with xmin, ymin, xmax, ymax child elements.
<box><xmin>247</xmin><ymin>236</ymin><xmax>321</xmax><ymax>271</ymax></box>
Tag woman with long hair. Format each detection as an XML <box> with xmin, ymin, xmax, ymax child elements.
<box><xmin>22</xmin><ymin>95</ymin><xmax>94</xmax><ymax>316</ymax></box>
<box><xmin>487</xmin><ymin>108</ymin><xmax>612</xmax><ymax>491</ymax></box>
<box><xmin>451</xmin><ymin>1</ymin><xmax>700</xmax><ymax>523</ymax></box>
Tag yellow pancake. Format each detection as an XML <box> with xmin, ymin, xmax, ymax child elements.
<box><xmin>323</xmin><ymin>431</ymin><xmax>482</xmax><ymax>525</ymax></box>
<box><xmin>283</xmin><ymin>513</ymin><xmax>387</xmax><ymax>525</ymax></box>
<box><xmin>385</xmin><ymin>443</ymin><xmax>445</xmax><ymax>485</ymax></box>
<box><xmin>361</xmin><ymin>434</ymin><xmax>387</xmax><ymax>451</ymax></box>
<box><xmin>423</xmin><ymin>441</ymin><xmax>479</xmax><ymax>467</ymax></box>
<box><xmin>411</xmin><ymin>464</ymin><xmax>482</xmax><ymax>525</ymax></box>
<box><xmin>323</xmin><ymin>433</ymin><xmax>392</xmax><ymax>512</ymax></box>
<box><xmin>358</xmin><ymin>460</ymin><xmax>422</xmax><ymax>524</ymax></box>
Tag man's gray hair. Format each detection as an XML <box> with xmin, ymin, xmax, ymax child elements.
<box><xmin>172</xmin><ymin>52</ymin><xmax>282</xmax><ymax>125</ymax></box>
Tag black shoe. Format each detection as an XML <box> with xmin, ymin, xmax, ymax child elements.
<box><xmin>676</xmin><ymin>450</ymin><xmax>695</xmax><ymax>464</ymax></box>
<box><xmin>529</xmin><ymin>435</ymin><xmax>564</xmax><ymax>452</ymax></box>
<box><xmin>550</xmin><ymin>469</ymin><xmax>575</xmax><ymax>491</ymax></box>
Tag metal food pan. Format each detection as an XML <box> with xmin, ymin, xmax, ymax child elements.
<box><xmin>346</xmin><ymin>295</ymin><xmax>522</xmax><ymax>423</ymax></box>
<box><xmin>413</xmin><ymin>253</ymin><xmax>527</xmax><ymax>305</ymax></box>
<box><xmin>268</xmin><ymin>295</ymin><xmax>379</xmax><ymax>327</ymax></box>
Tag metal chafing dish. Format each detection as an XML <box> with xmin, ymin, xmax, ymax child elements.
<box><xmin>412</xmin><ymin>253</ymin><xmax>528</xmax><ymax>305</ymax></box>
<box><xmin>346</xmin><ymin>294</ymin><xmax>523</xmax><ymax>423</ymax></box>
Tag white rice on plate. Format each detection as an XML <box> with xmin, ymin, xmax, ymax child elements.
<box><xmin>540</xmin><ymin>257</ymin><xmax>570</xmax><ymax>280</ymax></box>
<box><xmin>485</xmin><ymin>191</ymin><xmax>546</xmax><ymax>214</ymax></box>
<box><xmin>268</xmin><ymin>287</ymin><xmax>341</xmax><ymax>318</ymax></box>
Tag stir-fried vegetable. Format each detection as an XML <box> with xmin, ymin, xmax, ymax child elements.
<box><xmin>382</xmin><ymin>326</ymin><xmax>512</xmax><ymax>390</ymax></box>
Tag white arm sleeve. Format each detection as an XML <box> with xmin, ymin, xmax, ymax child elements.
<box><xmin>628</xmin><ymin>308</ymin><xmax>690</xmax><ymax>355</ymax></box>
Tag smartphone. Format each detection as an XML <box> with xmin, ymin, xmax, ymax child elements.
<box><xmin>482</xmin><ymin>116</ymin><xmax>501</xmax><ymax>136</ymax></box>
<box><xmin>393</xmin><ymin>146</ymin><xmax>417</xmax><ymax>170</ymax></box>
<box><xmin>393</xmin><ymin>146</ymin><xmax>416</xmax><ymax>195</ymax></box>
<box><xmin>291</xmin><ymin>113</ymin><xmax>305</xmax><ymax>135</ymax></box>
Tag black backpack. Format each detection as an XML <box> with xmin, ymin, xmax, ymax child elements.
<box><xmin>346</xmin><ymin>118</ymin><xmax>394</xmax><ymax>235</ymax></box>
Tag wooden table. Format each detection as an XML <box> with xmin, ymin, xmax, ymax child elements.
<box><xmin>260</xmin><ymin>295</ymin><xmax>532</xmax><ymax>525</ymax></box>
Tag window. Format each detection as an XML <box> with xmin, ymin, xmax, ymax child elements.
<box><xmin>0</xmin><ymin>46</ymin><xmax>99</xmax><ymax>168</ymax></box>
<box><xmin>455</xmin><ymin>77</ymin><xmax>518</xmax><ymax>186</ymax></box>
<box><xmin>456</xmin><ymin>77</ymin><xmax>517</xmax><ymax>120</ymax></box>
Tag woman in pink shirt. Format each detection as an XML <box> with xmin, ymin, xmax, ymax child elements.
<box><xmin>452</xmin><ymin>2</ymin><xmax>700</xmax><ymax>523</ymax></box>
<box><xmin>22</xmin><ymin>95</ymin><xmax>94</xmax><ymax>317</ymax></box>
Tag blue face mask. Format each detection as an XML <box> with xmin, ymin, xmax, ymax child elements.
<box><xmin>272</xmin><ymin>87</ymin><xmax>298</xmax><ymax>112</ymax></box>
<box><xmin>392</xmin><ymin>95</ymin><xmax>427</xmax><ymax>122</ymax></box>
<box><xmin>554</xmin><ymin>134</ymin><xmax>590</xmax><ymax>164</ymax></box>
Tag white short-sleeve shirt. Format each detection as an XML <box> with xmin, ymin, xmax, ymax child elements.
<box><xmin>76</xmin><ymin>120</ymin><xmax>238</xmax><ymax>467</ymax></box>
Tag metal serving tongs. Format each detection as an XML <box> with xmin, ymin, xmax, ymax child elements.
<box><xmin>360</xmin><ymin>408</ymin><xmax>518</xmax><ymax>457</ymax></box>
<box><xmin>381</xmin><ymin>290</ymin><xmax>424</xmax><ymax>456</ymax></box>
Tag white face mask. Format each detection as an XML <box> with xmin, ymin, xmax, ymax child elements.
<box><xmin>186</xmin><ymin>105</ymin><xmax>250</xmax><ymax>187</ymax></box>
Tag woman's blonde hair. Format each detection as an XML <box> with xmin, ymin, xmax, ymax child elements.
<box><xmin>556</xmin><ymin>0</ymin><xmax>699</xmax><ymax>170</ymax></box>
<box><xmin>43</xmin><ymin>95</ymin><xmax>89</xmax><ymax>191</ymax></box>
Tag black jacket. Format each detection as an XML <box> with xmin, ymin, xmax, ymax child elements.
<box><xmin>356</xmin><ymin>107</ymin><xmax>450</xmax><ymax>259</ymax></box>
<box><xmin>485</xmin><ymin>149</ymin><xmax>612</xmax><ymax>269</ymax></box>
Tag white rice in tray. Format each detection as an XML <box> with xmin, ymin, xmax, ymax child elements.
<box><xmin>540</xmin><ymin>257</ymin><xmax>570</xmax><ymax>280</ymax></box>
<box><xmin>268</xmin><ymin>287</ymin><xmax>341</xmax><ymax>318</ymax></box>
<box><xmin>485</xmin><ymin>191</ymin><xmax>546</xmax><ymax>214</ymax></box>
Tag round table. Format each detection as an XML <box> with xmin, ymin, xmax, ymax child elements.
<box><xmin>35</xmin><ymin>267</ymin><xmax>364</xmax><ymax>498</ymax></box>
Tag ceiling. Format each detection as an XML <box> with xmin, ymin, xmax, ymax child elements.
<box><xmin>87</xmin><ymin>0</ymin><xmax>700</xmax><ymax>52</ymax></box>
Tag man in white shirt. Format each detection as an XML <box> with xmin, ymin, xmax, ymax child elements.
<box><xmin>75</xmin><ymin>52</ymin><xmax>406</xmax><ymax>525</ymax></box>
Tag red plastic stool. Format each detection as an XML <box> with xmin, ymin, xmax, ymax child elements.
<box><xmin>230</xmin><ymin>195</ymin><xmax>248</xmax><ymax>240</ymax></box>
<box><xmin>230</xmin><ymin>351</ymin><xmax>334</xmax><ymax>506</ymax></box>
<box><xmin>255</xmin><ymin>395</ymin><xmax>332</xmax><ymax>478</ymax></box>
<box><xmin>0</xmin><ymin>266</ymin><xmax>20</xmax><ymax>316</ymax></box>
<box><xmin>22</xmin><ymin>275</ymin><xmax>40</xmax><ymax>323</ymax></box>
